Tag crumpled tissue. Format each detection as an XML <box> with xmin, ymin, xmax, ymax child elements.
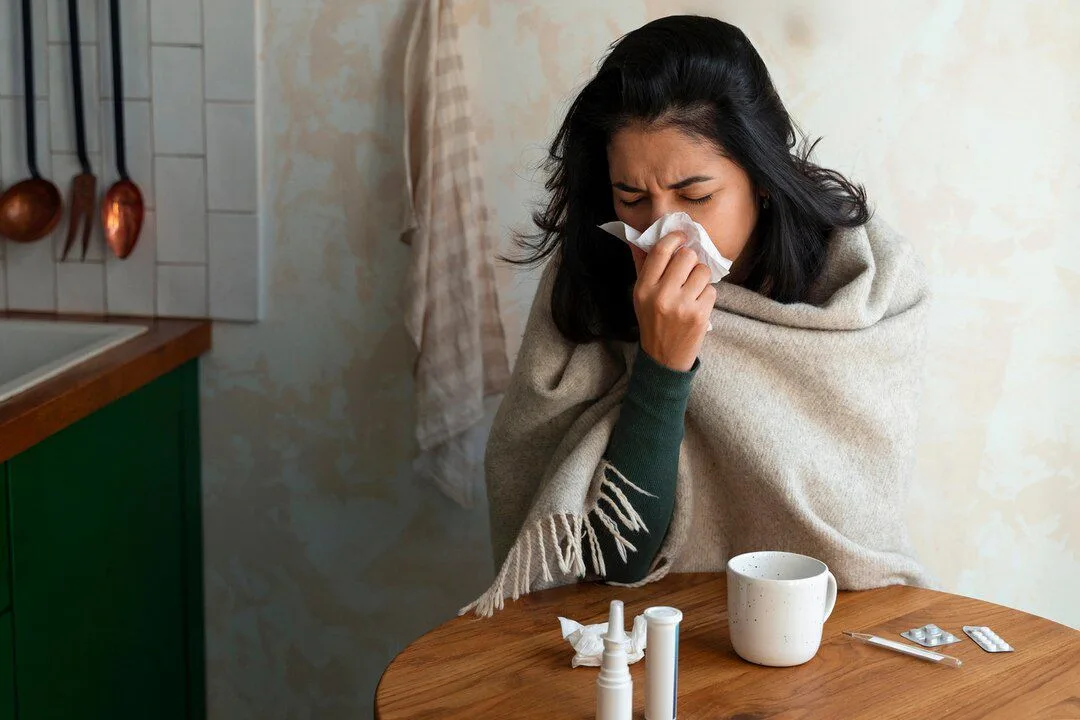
<box><xmin>558</xmin><ymin>614</ymin><xmax>648</xmax><ymax>668</ymax></box>
<box><xmin>599</xmin><ymin>211</ymin><xmax>733</xmax><ymax>284</ymax></box>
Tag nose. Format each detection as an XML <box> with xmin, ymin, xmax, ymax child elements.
<box><xmin>649</xmin><ymin>196</ymin><xmax>677</xmax><ymax>225</ymax></box>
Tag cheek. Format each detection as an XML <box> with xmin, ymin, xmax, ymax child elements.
<box><xmin>614</xmin><ymin>201</ymin><xmax>652</xmax><ymax>233</ymax></box>
<box><xmin>697</xmin><ymin>194</ymin><xmax>758</xmax><ymax>261</ymax></box>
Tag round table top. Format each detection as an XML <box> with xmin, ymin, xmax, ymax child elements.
<box><xmin>376</xmin><ymin>573</ymin><xmax>1080</xmax><ymax>719</ymax></box>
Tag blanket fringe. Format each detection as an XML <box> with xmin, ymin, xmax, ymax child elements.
<box><xmin>460</xmin><ymin>460</ymin><xmax>653</xmax><ymax>617</ymax></box>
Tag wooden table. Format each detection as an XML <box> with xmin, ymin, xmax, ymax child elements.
<box><xmin>377</xmin><ymin>573</ymin><xmax>1080</xmax><ymax>719</ymax></box>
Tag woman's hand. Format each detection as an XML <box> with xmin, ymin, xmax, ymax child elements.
<box><xmin>630</xmin><ymin>232</ymin><xmax>717</xmax><ymax>372</ymax></box>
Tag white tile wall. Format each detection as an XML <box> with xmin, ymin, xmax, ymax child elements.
<box><xmin>209</xmin><ymin>212</ymin><xmax>258</xmax><ymax>320</ymax></box>
<box><xmin>57</xmin><ymin>261</ymin><xmax>105</xmax><ymax>313</ymax></box>
<box><xmin>48</xmin><ymin>44</ymin><xmax>100</xmax><ymax>154</ymax></box>
<box><xmin>99</xmin><ymin>0</ymin><xmax>151</xmax><ymax>100</ymax></box>
<box><xmin>206</xmin><ymin>103</ymin><xmax>256</xmax><ymax>212</ymax></box>
<box><xmin>155</xmin><ymin>156</ymin><xmax>206</xmax><ymax>263</ymax></box>
<box><xmin>47</xmin><ymin>0</ymin><xmax>98</xmax><ymax>45</ymax></box>
<box><xmin>0</xmin><ymin>0</ymin><xmax>260</xmax><ymax>321</ymax></box>
<box><xmin>157</xmin><ymin>264</ymin><xmax>206</xmax><ymax>318</ymax></box>
<box><xmin>203</xmin><ymin>0</ymin><xmax>255</xmax><ymax>102</ymax></box>
<box><xmin>150</xmin><ymin>0</ymin><xmax>202</xmax><ymax>46</ymax></box>
<box><xmin>106</xmin><ymin>209</ymin><xmax>156</xmax><ymax>315</ymax></box>
<box><xmin>6</xmin><ymin>240</ymin><xmax>57</xmax><ymax>312</ymax></box>
<box><xmin>100</xmin><ymin>99</ymin><xmax>153</xmax><ymax>208</ymax></box>
<box><xmin>151</xmin><ymin>46</ymin><xmax>204</xmax><ymax>155</ymax></box>
<box><xmin>0</xmin><ymin>0</ymin><xmax>47</xmax><ymax>98</ymax></box>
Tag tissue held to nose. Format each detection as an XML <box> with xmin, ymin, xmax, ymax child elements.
<box><xmin>599</xmin><ymin>212</ymin><xmax>733</xmax><ymax>284</ymax></box>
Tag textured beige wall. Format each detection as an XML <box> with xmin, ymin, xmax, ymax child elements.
<box><xmin>200</xmin><ymin>1</ymin><xmax>1079</xmax><ymax>717</ymax></box>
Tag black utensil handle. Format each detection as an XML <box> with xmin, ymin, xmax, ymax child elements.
<box><xmin>68</xmin><ymin>0</ymin><xmax>91</xmax><ymax>174</ymax></box>
<box><xmin>22</xmin><ymin>0</ymin><xmax>40</xmax><ymax>179</ymax></box>
<box><xmin>109</xmin><ymin>0</ymin><xmax>129</xmax><ymax>180</ymax></box>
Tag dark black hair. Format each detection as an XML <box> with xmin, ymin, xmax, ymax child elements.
<box><xmin>508</xmin><ymin>15</ymin><xmax>870</xmax><ymax>344</ymax></box>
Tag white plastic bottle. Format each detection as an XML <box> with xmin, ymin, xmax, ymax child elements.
<box><xmin>644</xmin><ymin>606</ymin><xmax>683</xmax><ymax>720</ymax></box>
<box><xmin>596</xmin><ymin>600</ymin><xmax>632</xmax><ymax>720</ymax></box>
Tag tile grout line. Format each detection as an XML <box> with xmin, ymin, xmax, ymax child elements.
<box><xmin>203</xmin><ymin>99</ymin><xmax>257</xmax><ymax>107</ymax></box>
<box><xmin>98</xmin><ymin>0</ymin><xmax>107</xmax><ymax>314</ymax></box>
<box><xmin>44</xmin><ymin>1</ymin><xmax>59</xmax><ymax>314</ymax></box>
<box><xmin>147</xmin><ymin>0</ymin><xmax>158</xmax><ymax>317</ymax></box>
<box><xmin>200</xmin><ymin>0</ymin><xmax>210</xmax><ymax>319</ymax></box>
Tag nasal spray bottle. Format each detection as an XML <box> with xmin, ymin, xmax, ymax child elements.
<box><xmin>596</xmin><ymin>600</ymin><xmax>632</xmax><ymax>720</ymax></box>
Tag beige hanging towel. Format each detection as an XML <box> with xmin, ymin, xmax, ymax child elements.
<box><xmin>401</xmin><ymin>0</ymin><xmax>511</xmax><ymax>506</ymax></box>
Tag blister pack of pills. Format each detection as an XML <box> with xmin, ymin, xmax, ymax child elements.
<box><xmin>963</xmin><ymin>626</ymin><xmax>1013</xmax><ymax>653</ymax></box>
<box><xmin>901</xmin><ymin>624</ymin><xmax>961</xmax><ymax>648</ymax></box>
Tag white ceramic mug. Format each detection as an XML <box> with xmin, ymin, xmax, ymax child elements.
<box><xmin>726</xmin><ymin>551</ymin><xmax>837</xmax><ymax>667</ymax></box>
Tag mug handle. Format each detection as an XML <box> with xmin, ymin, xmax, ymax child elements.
<box><xmin>822</xmin><ymin>571</ymin><xmax>837</xmax><ymax>622</ymax></box>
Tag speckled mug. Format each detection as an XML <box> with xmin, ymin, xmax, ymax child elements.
<box><xmin>726</xmin><ymin>551</ymin><xmax>837</xmax><ymax>667</ymax></box>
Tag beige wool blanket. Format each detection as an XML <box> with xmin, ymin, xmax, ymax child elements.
<box><xmin>464</xmin><ymin>217</ymin><xmax>934</xmax><ymax>617</ymax></box>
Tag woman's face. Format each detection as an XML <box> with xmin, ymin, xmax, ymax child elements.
<box><xmin>607</xmin><ymin>124</ymin><xmax>760</xmax><ymax>263</ymax></box>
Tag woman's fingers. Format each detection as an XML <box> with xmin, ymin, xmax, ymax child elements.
<box><xmin>660</xmin><ymin>246</ymin><xmax>700</xmax><ymax>287</ymax></box>
<box><xmin>638</xmin><ymin>231</ymin><xmax>687</xmax><ymax>287</ymax></box>
<box><xmin>697</xmin><ymin>282</ymin><xmax>718</xmax><ymax>307</ymax></box>
<box><xmin>683</xmin><ymin>262</ymin><xmax>712</xmax><ymax>296</ymax></box>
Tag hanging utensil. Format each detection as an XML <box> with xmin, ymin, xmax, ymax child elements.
<box><xmin>101</xmin><ymin>0</ymin><xmax>144</xmax><ymax>259</ymax></box>
<box><xmin>61</xmin><ymin>0</ymin><xmax>97</xmax><ymax>261</ymax></box>
<box><xmin>0</xmin><ymin>0</ymin><xmax>63</xmax><ymax>243</ymax></box>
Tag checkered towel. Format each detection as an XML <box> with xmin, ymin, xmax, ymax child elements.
<box><xmin>401</xmin><ymin>0</ymin><xmax>510</xmax><ymax>506</ymax></box>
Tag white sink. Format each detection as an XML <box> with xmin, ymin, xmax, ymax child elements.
<box><xmin>0</xmin><ymin>320</ymin><xmax>148</xmax><ymax>404</ymax></box>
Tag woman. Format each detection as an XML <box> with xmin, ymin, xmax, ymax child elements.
<box><xmin>465</xmin><ymin>16</ymin><xmax>931</xmax><ymax>617</ymax></box>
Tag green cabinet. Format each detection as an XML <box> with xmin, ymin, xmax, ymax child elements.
<box><xmin>0</xmin><ymin>361</ymin><xmax>204</xmax><ymax>720</ymax></box>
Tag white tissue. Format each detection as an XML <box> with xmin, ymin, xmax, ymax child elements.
<box><xmin>599</xmin><ymin>211</ymin><xmax>733</xmax><ymax>284</ymax></box>
<box><xmin>558</xmin><ymin>615</ymin><xmax>647</xmax><ymax>668</ymax></box>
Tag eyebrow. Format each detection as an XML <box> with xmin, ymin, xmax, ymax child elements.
<box><xmin>611</xmin><ymin>175</ymin><xmax>714</xmax><ymax>193</ymax></box>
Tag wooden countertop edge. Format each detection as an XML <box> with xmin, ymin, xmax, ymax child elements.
<box><xmin>0</xmin><ymin>316</ymin><xmax>212</xmax><ymax>463</ymax></box>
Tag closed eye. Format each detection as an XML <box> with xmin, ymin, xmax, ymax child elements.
<box><xmin>617</xmin><ymin>193</ymin><xmax>714</xmax><ymax>208</ymax></box>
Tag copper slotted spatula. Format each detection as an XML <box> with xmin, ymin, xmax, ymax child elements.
<box><xmin>101</xmin><ymin>0</ymin><xmax>144</xmax><ymax>259</ymax></box>
<box><xmin>62</xmin><ymin>0</ymin><xmax>96</xmax><ymax>261</ymax></box>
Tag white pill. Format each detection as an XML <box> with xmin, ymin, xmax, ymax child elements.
<box><xmin>913</xmin><ymin>629</ymin><xmax>926</xmax><ymax>639</ymax></box>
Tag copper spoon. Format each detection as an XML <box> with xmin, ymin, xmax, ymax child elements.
<box><xmin>61</xmin><ymin>0</ymin><xmax>97</xmax><ymax>261</ymax></box>
<box><xmin>0</xmin><ymin>0</ymin><xmax>63</xmax><ymax>243</ymax></box>
<box><xmin>101</xmin><ymin>0</ymin><xmax>143</xmax><ymax>259</ymax></box>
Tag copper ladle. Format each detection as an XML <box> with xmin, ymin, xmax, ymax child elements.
<box><xmin>0</xmin><ymin>0</ymin><xmax>63</xmax><ymax>243</ymax></box>
<box><xmin>101</xmin><ymin>0</ymin><xmax>144</xmax><ymax>259</ymax></box>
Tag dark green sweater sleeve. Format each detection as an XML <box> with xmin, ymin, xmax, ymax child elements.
<box><xmin>592</xmin><ymin>347</ymin><xmax>697</xmax><ymax>583</ymax></box>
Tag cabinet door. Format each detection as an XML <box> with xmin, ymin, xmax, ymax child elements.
<box><xmin>8</xmin><ymin>371</ymin><xmax>187</xmax><ymax>720</ymax></box>
<box><xmin>0</xmin><ymin>611</ymin><xmax>12</xmax><ymax>720</ymax></box>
